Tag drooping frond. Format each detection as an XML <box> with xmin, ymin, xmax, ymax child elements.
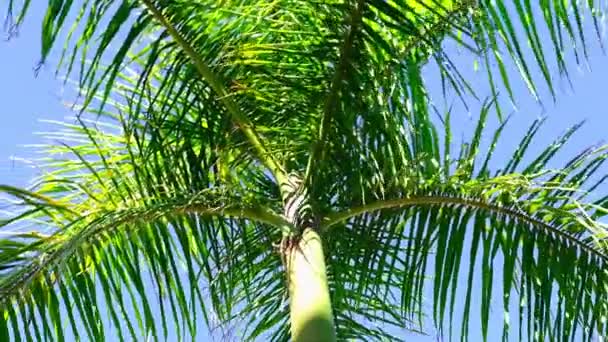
<box><xmin>2</xmin><ymin>0</ymin><xmax>608</xmax><ymax>341</ymax></box>
<box><xmin>0</xmin><ymin>206</ymin><xmax>287</xmax><ymax>341</ymax></box>
<box><xmin>0</xmin><ymin>64</ymin><xmax>295</xmax><ymax>340</ymax></box>
<box><xmin>320</xmin><ymin>104</ymin><xmax>608</xmax><ymax>340</ymax></box>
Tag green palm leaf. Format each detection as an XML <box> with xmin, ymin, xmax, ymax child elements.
<box><xmin>2</xmin><ymin>0</ymin><xmax>608</xmax><ymax>341</ymax></box>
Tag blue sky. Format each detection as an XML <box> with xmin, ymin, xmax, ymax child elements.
<box><xmin>1</xmin><ymin>2</ymin><xmax>608</xmax><ymax>341</ymax></box>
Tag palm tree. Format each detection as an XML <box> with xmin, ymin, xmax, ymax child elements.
<box><xmin>1</xmin><ymin>0</ymin><xmax>608</xmax><ymax>341</ymax></box>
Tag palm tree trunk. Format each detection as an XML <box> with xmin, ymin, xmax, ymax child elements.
<box><xmin>287</xmin><ymin>227</ymin><xmax>336</xmax><ymax>342</ymax></box>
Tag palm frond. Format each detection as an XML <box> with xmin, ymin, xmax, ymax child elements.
<box><xmin>321</xmin><ymin>110</ymin><xmax>608</xmax><ymax>340</ymax></box>
<box><xmin>0</xmin><ymin>61</ymin><xmax>294</xmax><ymax>340</ymax></box>
<box><xmin>2</xmin><ymin>1</ymin><xmax>608</xmax><ymax>341</ymax></box>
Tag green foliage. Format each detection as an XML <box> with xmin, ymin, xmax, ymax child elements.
<box><xmin>1</xmin><ymin>0</ymin><xmax>608</xmax><ymax>341</ymax></box>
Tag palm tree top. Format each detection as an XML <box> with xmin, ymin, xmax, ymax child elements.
<box><xmin>1</xmin><ymin>0</ymin><xmax>608</xmax><ymax>341</ymax></box>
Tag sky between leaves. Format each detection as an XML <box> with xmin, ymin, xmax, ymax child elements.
<box><xmin>1</xmin><ymin>1</ymin><xmax>608</xmax><ymax>341</ymax></box>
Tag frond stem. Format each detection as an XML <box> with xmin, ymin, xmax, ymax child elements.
<box><xmin>322</xmin><ymin>195</ymin><xmax>608</xmax><ymax>262</ymax></box>
<box><xmin>303</xmin><ymin>0</ymin><xmax>365</xmax><ymax>186</ymax></box>
<box><xmin>0</xmin><ymin>201</ymin><xmax>291</xmax><ymax>300</ymax></box>
<box><xmin>139</xmin><ymin>0</ymin><xmax>288</xmax><ymax>186</ymax></box>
